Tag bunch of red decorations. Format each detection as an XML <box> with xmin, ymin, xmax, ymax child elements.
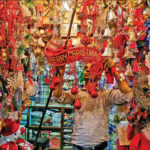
<box><xmin>127</xmin><ymin>100</ymin><xmax>150</xmax><ymax>127</ymax></box>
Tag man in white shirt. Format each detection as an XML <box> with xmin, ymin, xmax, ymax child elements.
<box><xmin>53</xmin><ymin>58</ymin><xmax>133</xmax><ymax>150</ymax></box>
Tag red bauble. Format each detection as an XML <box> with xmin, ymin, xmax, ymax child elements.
<box><xmin>45</xmin><ymin>74</ymin><xmax>50</xmax><ymax>84</ymax></box>
<box><xmin>88</xmin><ymin>86</ymin><xmax>94</xmax><ymax>94</ymax></box>
<box><xmin>71</xmin><ymin>85</ymin><xmax>78</xmax><ymax>95</ymax></box>
<box><xmin>91</xmin><ymin>90</ymin><xmax>98</xmax><ymax>98</ymax></box>
<box><xmin>74</xmin><ymin>99</ymin><xmax>81</xmax><ymax>109</ymax></box>
<box><xmin>0</xmin><ymin>103</ymin><xmax>1</xmax><ymax>109</ymax></box>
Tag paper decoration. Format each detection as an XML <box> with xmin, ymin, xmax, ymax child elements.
<box><xmin>8</xmin><ymin>112</ymin><xmax>18</xmax><ymax>121</ymax></box>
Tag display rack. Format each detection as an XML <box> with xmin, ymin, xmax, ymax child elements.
<box><xmin>26</xmin><ymin>105</ymin><xmax>74</xmax><ymax>150</ymax></box>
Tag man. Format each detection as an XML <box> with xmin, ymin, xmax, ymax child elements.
<box><xmin>53</xmin><ymin>58</ymin><xmax>133</xmax><ymax>150</ymax></box>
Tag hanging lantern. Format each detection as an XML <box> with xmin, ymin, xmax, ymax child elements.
<box><xmin>108</xmin><ymin>9</ymin><xmax>117</xmax><ymax>22</ymax></box>
<box><xmin>125</xmin><ymin>64</ymin><xmax>133</xmax><ymax>76</ymax></box>
<box><xmin>103</xmin><ymin>27</ymin><xmax>112</xmax><ymax>37</ymax></box>
<box><xmin>102</xmin><ymin>46</ymin><xmax>113</xmax><ymax>57</ymax></box>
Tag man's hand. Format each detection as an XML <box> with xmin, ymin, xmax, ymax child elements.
<box><xmin>53</xmin><ymin>66</ymin><xmax>65</xmax><ymax>98</ymax></box>
<box><xmin>103</xmin><ymin>58</ymin><xmax>115</xmax><ymax>69</ymax></box>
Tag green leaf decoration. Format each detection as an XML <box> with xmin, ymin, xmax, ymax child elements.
<box><xmin>17</xmin><ymin>44</ymin><xmax>26</xmax><ymax>55</ymax></box>
<box><xmin>25</xmin><ymin>34</ymin><xmax>31</xmax><ymax>42</ymax></box>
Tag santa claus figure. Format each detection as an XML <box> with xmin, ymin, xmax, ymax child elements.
<box><xmin>0</xmin><ymin>119</ymin><xmax>34</xmax><ymax>150</ymax></box>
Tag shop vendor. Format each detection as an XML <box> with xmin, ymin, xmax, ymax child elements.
<box><xmin>53</xmin><ymin>58</ymin><xmax>133</xmax><ymax>150</ymax></box>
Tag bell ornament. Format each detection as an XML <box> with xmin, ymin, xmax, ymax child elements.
<box><xmin>102</xmin><ymin>46</ymin><xmax>113</xmax><ymax>57</ymax></box>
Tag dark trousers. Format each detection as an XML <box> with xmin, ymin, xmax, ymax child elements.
<box><xmin>72</xmin><ymin>141</ymin><xmax>108</xmax><ymax>150</ymax></box>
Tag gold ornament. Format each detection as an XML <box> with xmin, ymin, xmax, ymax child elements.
<box><xmin>31</xmin><ymin>16</ymin><xmax>37</xmax><ymax>27</ymax></box>
<box><xmin>125</xmin><ymin>63</ymin><xmax>133</xmax><ymax>76</ymax></box>
<box><xmin>38</xmin><ymin>38</ymin><xmax>45</xmax><ymax>48</ymax></box>
<box><xmin>1</xmin><ymin>48</ymin><xmax>7</xmax><ymax>61</ymax></box>
<box><xmin>124</xmin><ymin>46</ymin><xmax>135</xmax><ymax>59</ymax></box>
<box><xmin>33</xmin><ymin>30</ymin><xmax>41</xmax><ymax>39</ymax></box>
<box><xmin>40</xmin><ymin>29</ymin><xmax>45</xmax><ymax>35</ymax></box>
<box><xmin>143</xmin><ymin>8</ymin><xmax>150</xmax><ymax>20</ymax></box>
<box><xmin>37</xmin><ymin>56</ymin><xmax>45</xmax><ymax>67</ymax></box>
<box><xmin>126</xmin><ymin>14</ymin><xmax>134</xmax><ymax>27</ymax></box>
<box><xmin>128</xmin><ymin>28</ymin><xmax>137</xmax><ymax>42</ymax></box>
<box><xmin>34</xmin><ymin>47</ymin><xmax>42</xmax><ymax>56</ymax></box>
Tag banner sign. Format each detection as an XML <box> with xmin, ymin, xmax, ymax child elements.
<box><xmin>45</xmin><ymin>46</ymin><xmax>102</xmax><ymax>66</ymax></box>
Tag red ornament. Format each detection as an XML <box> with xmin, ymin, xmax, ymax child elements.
<box><xmin>22</xmin><ymin>104</ymin><xmax>26</xmax><ymax>111</ymax></box>
<box><xmin>143</xmin><ymin>111</ymin><xmax>148</xmax><ymax>119</ymax></box>
<box><xmin>74</xmin><ymin>98</ymin><xmax>81</xmax><ymax>109</ymax></box>
<box><xmin>45</xmin><ymin>73</ymin><xmax>50</xmax><ymax>84</ymax></box>
<box><xmin>71</xmin><ymin>85</ymin><xmax>78</xmax><ymax>95</ymax></box>
<box><xmin>133</xmin><ymin>60</ymin><xmax>140</xmax><ymax>72</ymax></box>
<box><xmin>0</xmin><ymin>103</ymin><xmax>1</xmax><ymax>109</ymax></box>
<box><xmin>90</xmin><ymin>89</ymin><xmax>98</xmax><ymax>98</ymax></box>
<box><xmin>88</xmin><ymin>86</ymin><xmax>94</xmax><ymax>94</ymax></box>
<box><xmin>50</xmin><ymin>76</ymin><xmax>61</xmax><ymax>90</ymax></box>
<box><xmin>80</xmin><ymin>35</ymin><xmax>92</xmax><ymax>47</ymax></box>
